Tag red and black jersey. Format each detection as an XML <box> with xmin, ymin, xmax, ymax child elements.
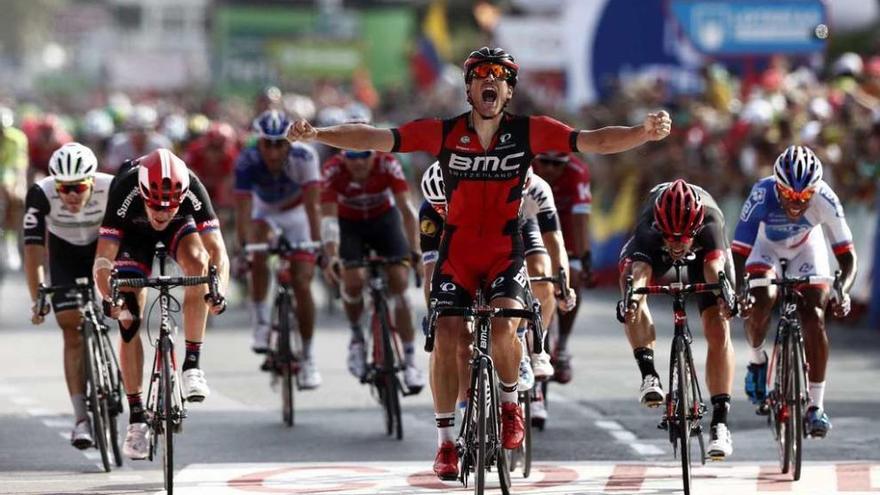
<box><xmin>320</xmin><ymin>152</ymin><xmax>409</xmax><ymax>221</ymax></box>
<box><xmin>545</xmin><ymin>157</ymin><xmax>592</xmax><ymax>253</ymax></box>
<box><xmin>392</xmin><ymin>112</ymin><xmax>577</xmax><ymax>238</ymax></box>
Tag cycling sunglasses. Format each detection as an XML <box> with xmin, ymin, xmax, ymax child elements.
<box><xmin>146</xmin><ymin>202</ymin><xmax>179</xmax><ymax>212</ymax></box>
<box><xmin>776</xmin><ymin>184</ymin><xmax>815</xmax><ymax>203</ymax></box>
<box><xmin>469</xmin><ymin>63</ymin><xmax>512</xmax><ymax>80</ymax></box>
<box><xmin>342</xmin><ymin>150</ymin><xmax>372</xmax><ymax>160</ymax></box>
<box><xmin>55</xmin><ymin>179</ymin><xmax>92</xmax><ymax>195</ymax></box>
<box><xmin>260</xmin><ymin>138</ymin><xmax>289</xmax><ymax>149</ymax></box>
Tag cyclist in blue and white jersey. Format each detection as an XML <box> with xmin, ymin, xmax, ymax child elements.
<box><xmin>234</xmin><ymin>110</ymin><xmax>323</xmax><ymax>389</ymax></box>
<box><xmin>732</xmin><ymin>145</ymin><xmax>857</xmax><ymax>438</ymax></box>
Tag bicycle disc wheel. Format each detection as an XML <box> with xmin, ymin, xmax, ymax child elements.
<box><xmin>162</xmin><ymin>340</ymin><xmax>175</xmax><ymax>495</ymax></box>
<box><xmin>277</xmin><ymin>293</ymin><xmax>294</xmax><ymax>427</ymax></box>
<box><xmin>790</xmin><ymin>335</ymin><xmax>805</xmax><ymax>481</ymax></box>
<box><xmin>85</xmin><ymin>329</ymin><xmax>111</xmax><ymax>472</ymax></box>
<box><xmin>475</xmin><ymin>360</ymin><xmax>488</xmax><ymax>495</ymax></box>
<box><xmin>673</xmin><ymin>340</ymin><xmax>693</xmax><ymax>495</ymax></box>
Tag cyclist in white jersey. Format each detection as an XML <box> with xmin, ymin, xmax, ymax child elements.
<box><xmin>732</xmin><ymin>145</ymin><xmax>857</xmax><ymax>438</ymax></box>
<box><xmin>23</xmin><ymin>143</ymin><xmax>112</xmax><ymax>450</ymax></box>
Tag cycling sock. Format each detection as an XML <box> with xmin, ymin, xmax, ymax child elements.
<box><xmin>251</xmin><ymin>301</ymin><xmax>270</xmax><ymax>325</ymax></box>
<box><xmin>183</xmin><ymin>340</ymin><xmax>201</xmax><ymax>371</ymax></box>
<box><xmin>750</xmin><ymin>344</ymin><xmax>767</xmax><ymax>364</ymax></box>
<box><xmin>127</xmin><ymin>393</ymin><xmax>146</xmax><ymax>424</ymax></box>
<box><xmin>634</xmin><ymin>347</ymin><xmax>658</xmax><ymax>378</ymax></box>
<box><xmin>557</xmin><ymin>331</ymin><xmax>570</xmax><ymax>353</ymax></box>
<box><xmin>710</xmin><ymin>394</ymin><xmax>731</xmax><ymax>426</ymax></box>
<box><xmin>350</xmin><ymin>324</ymin><xmax>365</xmax><ymax>342</ymax></box>
<box><xmin>302</xmin><ymin>339</ymin><xmax>313</xmax><ymax>361</ymax></box>
<box><xmin>403</xmin><ymin>341</ymin><xmax>415</xmax><ymax>367</ymax></box>
<box><xmin>70</xmin><ymin>393</ymin><xmax>88</xmax><ymax>422</ymax></box>
<box><xmin>809</xmin><ymin>381</ymin><xmax>826</xmax><ymax>410</ymax></box>
<box><xmin>500</xmin><ymin>381</ymin><xmax>518</xmax><ymax>404</ymax></box>
<box><xmin>457</xmin><ymin>400</ymin><xmax>468</xmax><ymax>420</ymax></box>
<box><xmin>435</xmin><ymin>412</ymin><xmax>455</xmax><ymax>444</ymax></box>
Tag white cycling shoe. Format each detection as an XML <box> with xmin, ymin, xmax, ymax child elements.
<box><xmin>70</xmin><ymin>419</ymin><xmax>93</xmax><ymax>450</ymax></box>
<box><xmin>347</xmin><ymin>339</ymin><xmax>367</xmax><ymax>379</ymax></box>
<box><xmin>298</xmin><ymin>359</ymin><xmax>322</xmax><ymax>390</ymax></box>
<box><xmin>123</xmin><ymin>423</ymin><xmax>150</xmax><ymax>460</ymax></box>
<box><xmin>404</xmin><ymin>364</ymin><xmax>426</xmax><ymax>391</ymax></box>
<box><xmin>531</xmin><ymin>352</ymin><xmax>554</xmax><ymax>380</ymax></box>
<box><xmin>182</xmin><ymin>368</ymin><xmax>210</xmax><ymax>402</ymax></box>
<box><xmin>639</xmin><ymin>375</ymin><xmax>665</xmax><ymax>407</ymax></box>
<box><xmin>251</xmin><ymin>324</ymin><xmax>270</xmax><ymax>354</ymax></box>
<box><xmin>707</xmin><ymin>423</ymin><xmax>733</xmax><ymax>459</ymax></box>
<box><xmin>518</xmin><ymin>354</ymin><xmax>535</xmax><ymax>390</ymax></box>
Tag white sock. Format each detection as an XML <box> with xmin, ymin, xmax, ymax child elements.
<box><xmin>302</xmin><ymin>339</ymin><xmax>313</xmax><ymax>361</ymax></box>
<box><xmin>750</xmin><ymin>344</ymin><xmax>767</xmax><ymax>364</ymax></box>
<box><xmin>251</xmin><ymin>301</ymin><xmax>270</xmax><ymax>326</ymax></box>
<box><xmin>435</xmin><ymin>412</ymin><xmax>455</xmax><ymax>445</ymax></box>
<box><xmin>809</xmin><ymin>381</ymin><xmax>826</xmax><ymax>410</ymax></box>
<box><xmin>403</xmin><ymin>341</ymin><xmax>415</xmax><ymax>367</ymax></box>
<box><xmin>70</xmin><ymin>393</ymin><xmax>88</xmax><ymax>422</ymax></box>
<box><xmin>500</xmin><ymin>380</ymin><xmax>518</xmax><ymax>404</ymax></box>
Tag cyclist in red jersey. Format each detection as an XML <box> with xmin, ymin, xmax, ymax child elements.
<box><xmin>184</xmin><ymin>122</ymin><xmax>239</xmax><ymax>235</ymax></box>
<box><xmin>26</xmin><ymin>114</ymin><xmax>72</xmax><ymax>185</ymax></box>
<box><xmin>288</xmin><ymin>46</ymin><xmax>671</xmax><ymax>480</ymax></box>
<box><xmin>531</xmin><ymin>152</ymin><xmax>592</xmax><ymax>387</ymax></box>
<box><xmin>320</xmin><ymin>146</ymin><xmax>425</xmax><ymax>391</ymax></box>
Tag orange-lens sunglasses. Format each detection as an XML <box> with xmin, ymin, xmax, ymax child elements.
<box><xmin>776</xmin><ymin>184</ymin><xmax>815</xmax><ymax>203</ymax></box>
<box><xmin>469</xmin><ymin>63</ymin><xmax>510</xmax><ymax>80</ymax></box>
<box><xmin>55</xmin><ymin>179</ymin><xmax>92</xmax><ymax>195</ymax></box>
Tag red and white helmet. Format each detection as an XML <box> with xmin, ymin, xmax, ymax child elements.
<box><xmin>137</xmin><ymin>148</ymin><xmax>190</xmax><ymax>209</ymax></box>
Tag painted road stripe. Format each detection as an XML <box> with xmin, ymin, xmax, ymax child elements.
<box><xmin>166</xmin><ymin>461</ymin><xmax>880</xmax><ymax>494</ymax></box>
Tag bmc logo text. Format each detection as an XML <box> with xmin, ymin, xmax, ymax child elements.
<box><xmin>448</xmin><ymin>152</ymin><xmax>525</xmax><ymax>173</ymax></box>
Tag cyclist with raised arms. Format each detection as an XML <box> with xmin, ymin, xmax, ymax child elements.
<box><xmin>618</xmin><ymin>179</ymin><xmax>736</xmax><ymax>459</ymax></box>
<box><xmin>24</xmin><ymin>143</ymin><xmax>112</xmax><ymax>450</ymax></box>
<box><xmin>288</xmin><ymin>46</ymin><xmax>671</xmax><ymax>480</ymax></box>
<box><xmin>733</xmin><ymin>145</ymin><xmax>856</xmax><ymax>438</ymax></box>
<box><xmin>234</xmin><ymin>110</ymin><xmax>323</xmax><ymax>389</ymax></box>
<box><xmin>93</xmin><ymin>148</ymin><xmax>229</xmax><ymax>460</ymax></box>
<box><xmin>319</xmin><ymin>116</ymin><xmax>425</xmax><ymax>391</ymax></box>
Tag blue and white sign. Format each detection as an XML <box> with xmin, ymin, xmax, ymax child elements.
<box><xmin>670</xmin><ymin>0</ymin><xmax>827</xmax><ymax>55</ymax></box>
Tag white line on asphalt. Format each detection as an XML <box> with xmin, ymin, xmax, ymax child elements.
<box><xmin>82</xmin><ymin>451</ymin><xmax>102</xmax><ymax>460</ymax></box>
<box><xmin>0</xmin><ymin>384</ymin><xmax>18</xmax><ymax>395</ymax></box>
<box><xmin>41</xmin><ymin>418</ymin><xmax>71</xmax><ymax>428</ymax></box>
<box><xmin>26</xmin><ymin>407</ymin><xmax>55</xmax><ymax>416</ymax></box>
<box><xmin>10</xmin><ymin>396</ymin><xmax>35</xmax><ymax>405</ymax></box>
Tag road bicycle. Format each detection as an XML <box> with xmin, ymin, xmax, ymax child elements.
<box><xmin>37</xmin><ymin>278</ymin><xmax>125</xmax><ymax>472</ymax></box>
<box><xmin>622</xmin><ymin>257</ymin><xmax>737</xmax><ymax>495</ymax></box>
<box><xmin>111</xmin><ymin>242</ymin><xmax>221</xmax><ymax>494</ymax></box>
<box><xmin>245</xmin><ymin>238</ymin><xmax>321</xmax><ymax>426</ymax></box>
<box><xmin>426</xmin><ymin>288</ymin><xmax>536</xmax><ymax>495</ymax></box>
<box><xmin>745</xmin><ymin>258</ymin><xmax>842</xmax><ymax>481</ymax></box>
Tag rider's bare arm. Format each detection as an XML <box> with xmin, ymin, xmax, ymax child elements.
<box><xmin>303</xmin><ymin>186</ymin><xmax>322</xmax><ymax>243</ymax></box>
<box><xmin>201</xmin><ymin>230</ymin><xmax>230</xmax><ymax>294</ymax></box>
<box><xmin>576</xmin><ymin>111</ymin><xmax>671</xmax><ymax>154</ymax></box>
<box><xmin>24</xmin><ymin>244</ymin><xmax>46</xmax><ymax>302</ymax></box>
<box><xmin>394</xmin><ymin>190</ymin><xmax>419</xmax><ymax>256</ymax></box>
<box><xmin>234</xmin><ymin>194</ymin><xmax>252</xmax><ymax>249</ymax></box>
<box><xmin>93</xmin><ymin>238</ymin><xmax>121</xmax><ymax>302</ymax></box>
<box><xmin>320</xmin><ymin>202</ymin><xmax>340</xmax><ymax>258</ymax></box>
<box><xmin>834</xmin><ymin>250</ymin><xmax>857</xmax><ymax>294</ymax></box>
<box><xmin>293</xmin><ymin>122</ymin><xmax>395</xmax><ymax>153</ymax></box>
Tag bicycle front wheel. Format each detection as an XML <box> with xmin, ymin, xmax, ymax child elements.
<box><xmin>277</xmin><ymin>292</ymin><xmax>295</xmax><ymax>427</ymax></box>
<box><xmin>790</xmin><ymin>333</ymin><xmax>805</xmax><ymax>481</ymax></box>
<box><xmin>474</xmin><ymin>359</ymin><xmax>488</xmax><ymax>495</ymax></box>
<box><xmin>100</xmin><ymin>330</ymin><xmax>124</xmax><ymax>467</ymax></box>
<box><xmin>161</xmin><ymin>340</ymin><xmax>175</xmax><ymax>495</ymax></box>
<box><xmin>672</xmin><ymin>339</ymin><xmax>693</xmax><ymax>495</ymax></box>
<box><xmin>378</xmin><ymin>302</ymin><xmax>403</xmax><ymax>440</ymax></box>
<box><xmin>775</xmin><ymin>334</ymin><xmax>793</xmax><ymax>475</ymax></box>
<box><xmin>85</xmin><ymin>327</ymin><xmax>111</xmax><ymax>472</ymax></box>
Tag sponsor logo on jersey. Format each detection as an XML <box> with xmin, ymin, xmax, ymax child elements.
<box><xmin>460</xmin><ymin>136</ymin><xmax>470</xmax><ymax>145</ymax></box>
<box><xmin>440</xmin><ymin>282</ymin><xmax>456</xmax><ymax>292</ymax></box>
<box><xmin>499</xmin><ymin>133</ymin><xmax>512</xmax><ymax>144</ymax></box>
<box><xmin>99</xmin><ymin>226</ymin><xmax>123</xmax><ymax>238</ymax></box>
<box><xmin>739</xmin><ymin>186</ymin><xmax>766</xmax><ymax>222</ymax></box>
<box><xmin>187</xmin><ymin>189</ymin><xmax>203</xmax><ymax>211</ymax></box>
<box><xmin>420</xmin><ymin>218</ymin><xmax>438</xmax><ymax>237</ymax></box>
<box><xmin>448</xmin><ymin>152</ymin><xmax>525</xmax><ymax>177</ymax></box>
<box><xmin>116</xmin><ymin>188</ymin><xmax>139</xmax><ymax>218</ymax></box>
<box><xmin>23</xmin><ymin>207</ymin><xmax>40</xmax><ymax>230</ymax></box>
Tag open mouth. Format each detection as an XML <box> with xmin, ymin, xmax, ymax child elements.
<box><xmin>481</xmin><ymin>87</ymin><xmax>498</xmax><ymax>104</ymax></box>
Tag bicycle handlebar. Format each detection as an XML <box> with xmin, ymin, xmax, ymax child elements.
<box><xmin>244</xmin><ymin>240</ymin><xmax>323</xmax><ymax>255</ymax></box>
<box><xmin>529</xmin><ymin>267</ymin><xmax>571</xmax><ymax>301</ymax></box>
<box><xmin>110</xmin><ymin>266</ymin><xmax>222</xmax><ymax>305</ymax></box>
<box><xmin>36</xmin><ymin>278</ymin><xmax>94</xmax><ymax>316</ymax></box>
<box><xmin>747</xmin><ymin>269</ymin><xmax>843</xmax><ymax>301</ymax></box>
<box><xmin>622</xmin><ymin>270</ymin><xmax>738</xmax><ymax>319</ymax></box>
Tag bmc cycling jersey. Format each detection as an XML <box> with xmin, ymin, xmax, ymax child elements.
<box><xmin>619</xmin><ymin>183</ymin><xmax>730</xmax><ymax>313</ymax></box>
<box><xmin>23</xmin><ymin>174</ymin><xmax>114</xmax><ymax>311</ymax></box>
<box><xmin>99</xmin><ymin>166</ymin><xmax>218</xmax><ymax>276</ymax></box>
<box><xmin>234</xmin><ymin>143</ymin><xmax>320</xmax><ymax>215</ymax></box>
<box><xmin>732</xmin><ymin>177</ymin><xmax>853</xmax><ymax>259</ymax></box>
<box><xmin>394</xmin><ymin>112</ymin><xmax>576</xmax><ymax>304</ymax></box>
<box><xmin>321</xmin><ymin>151</ymin><xmax>409</xmax><ymax>221</ymax></box>
<box><xmin>543</xmin><ymin>157</ymin><xmax>591</xmax><ymax>254</ymax></box>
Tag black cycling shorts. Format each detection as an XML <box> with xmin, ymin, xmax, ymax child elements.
<box><xmin>339</xmin><ymin>208</ymin><xmax>409</xmax><ymax>266</ymax></box>
<box><xmin>114</xmin><ymin>216</ymin><xmax>198</xmax><ymax>277</ymax></box>
<box><xmin>47</xmin><ymin>235</ymin><xmax>97</xmax><ymax>312</ymax></box>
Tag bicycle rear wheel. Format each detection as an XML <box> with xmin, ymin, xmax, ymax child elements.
<box><xmin>277</xmin><ymin>292</ymin><xmax>295</xmax><ymax>427</ymax></box>
<box><xmin>672</xmin><ymin>339</ymin><xmax>693</xmax><ymax>495</ymax></box>
<box><xmin>790</xmin><ymin>334</ymin><xmax>805</xmax><ymax>481</ymax></box>
<box><xmin>161</xmin><ymin>340</ymin><xmax>175</xmax><ymax>495</ymax></box>
<box><xmin>85</xmin><ymin>327</ymin><xmax>111</xmax><ymax>472</ymax></box>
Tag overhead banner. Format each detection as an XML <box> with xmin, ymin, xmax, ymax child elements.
<box><xmin>669</xmin><ymin>0</ymin><xmax>828</xmax><ymax>55</ymax></box>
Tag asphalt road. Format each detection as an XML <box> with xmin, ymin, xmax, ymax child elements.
<box><xmin>1</xmin><ymin>271</ymin><xmax>878</xmax><ymax>494</ymax></box>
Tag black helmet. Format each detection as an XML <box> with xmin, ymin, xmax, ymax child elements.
<box><xmin>463</xmin><ymin>47</ymin><xmax>519</xmax><ymax>86</ymax></box>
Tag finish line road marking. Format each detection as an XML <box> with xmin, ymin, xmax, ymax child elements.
<box><xmin>165</xmin><ymin>461</ymin><xmax>880</xmax><ymax>494</ymax></box>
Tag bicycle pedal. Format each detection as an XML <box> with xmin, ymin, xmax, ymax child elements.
<box><xmin>657</xmin><ymin>418</ymin><xmax>669</xmax><ymax>430</ymax></box>
<box><xmin>403</xmin><ymin>385</ymin><xmax>423</xmax><ymax>396</ymax></box>
<box><xmin>755</xmin><ymin>403</ymin><xmax>771</xmax><ymax>416</ymax></box>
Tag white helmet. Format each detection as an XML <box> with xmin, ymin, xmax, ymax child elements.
<box><xmin>420</xmin><ymin>161</ymin><xmax>445</xmax><ymax>204</ymax></box>
<box><xmin>48</xmin><ymin>143</ymin><xmax>98</xmax><ymax>182</ymax></box>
